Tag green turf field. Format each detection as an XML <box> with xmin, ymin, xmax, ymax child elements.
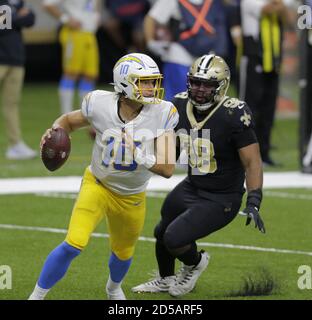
<box><xmin>0</xmin><ymin>84</ymin><xmax>311</xmax><ymax>300</ymax></box>
<box><xmin>0</xmin><ymin>190</ymin><xmax>311</xmax><ymax>300</ymax></box>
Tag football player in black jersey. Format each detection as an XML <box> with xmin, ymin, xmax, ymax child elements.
<box><xmin>132</xmin><ymin>54</ymin><xmax>265</xmax><ymax>297</ymax></box>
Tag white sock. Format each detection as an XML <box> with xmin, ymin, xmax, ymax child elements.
<box><xmin>59</xmin><ymin>88</ymin><xmax>74</xmax><ymax>114</ymax></box>
<box><xmin>28</xmin><ymin>283</ymin><xmax>50</xmax><ymax>300</ymax></box>
<box><xmin>106</xmin><ymin>275</ymin><xmax>122</xmax><ymax>292</ymax></box>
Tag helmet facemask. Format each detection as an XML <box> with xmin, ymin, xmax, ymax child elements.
<box><xmin>128</xmin><ymin>74</ymin><xmax>164</xmax><ymax>104</ymax></box>
<box><xmin>188</xmin><ymin>76</ymin><xmax>221</xmax><ymax>111</ymax></box>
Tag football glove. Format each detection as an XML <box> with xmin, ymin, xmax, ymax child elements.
<box><xmin>243</xmin><ymin>188</ymin><xmax>265</xmax><ymax>233</ymax></box>
<box><xmin>243</xmin><ymin>205</ymin><xmax>266</xmax><ymax>233</ymax></box>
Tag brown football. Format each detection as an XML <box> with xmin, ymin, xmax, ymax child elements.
<box><xmin>41</xmin><ymin>127</ymin><xmax>71</xmax><ymax>171</ymax></box>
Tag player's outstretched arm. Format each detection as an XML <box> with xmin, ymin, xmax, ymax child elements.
<box><xmin>239</xmin><ymin>142</ymin><xmax>266</xmax><ymax>233</ymax></box>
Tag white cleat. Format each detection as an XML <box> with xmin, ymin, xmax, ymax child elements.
<box><xmin>106</xmin><ymin>287</ymin><xmax>126</xmax><ymax>300</ymax></box>
<box><xmin>27</xmin><ymin>284</ymin><xmax>49</xmax><ymax>300</ymax></box>
<box><xmin>28</xmin><ymin>294</ymin><xmax>43</xmax><ymax>300</ymax></box>
<box><xmin>132</xmin><ymin>275</ymin><xmax>176</xmax><ymax>293</ymax></box>
<box><xmin>6</xmin><ymin>141</ymin><xmax>37</xmax><ymax>160</ymax></box>
<box><xmin>169</xmin><ymin>251</ymin><xmax>210</xmax><ymax>297</ymax></box>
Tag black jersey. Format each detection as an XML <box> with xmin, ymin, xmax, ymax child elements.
<box><xmin>173</xmin><ymin>92</ymin><xmax>258</xmax><ymax>194</ymax></box>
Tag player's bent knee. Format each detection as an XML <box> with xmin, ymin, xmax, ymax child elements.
<box><xmin>65</xmin><ymin>229</ymin><xmax>90</xmax><ymax>251</ymax></box>
<box><xmin>163</xmin><ymin>230</ymin><xmax>185</xmax><ymax>252</ymax></box>
<box><xmin>112</xmin><ymin>246</ymin><xmax>135</xmax><ymax>261</ymax></box>
<box><xmin>163</xmin><ymin>229</ymin><xmax>182</xmax><ymax>250</ymax></box>
<box><xmin>154</xmin><ymin>222</ymin><xmax>165</xmax><ymax>240</ymax></box>
<box><xmin>62</xmin><ymin>241</ymin><xmax>82</xmax><ymax>256</ymax></box>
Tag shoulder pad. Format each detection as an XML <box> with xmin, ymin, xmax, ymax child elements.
<box><xmin>223</xmin><ymin>97</ymin><xmax>245</xmax><ymax>109</ymax></box>
<box><xmin>224</xmin><ymin>98</ymin><xmax>253</xmax><ymax>129</ymax></box>
<box><xmin>94</xmin><ymin>89</ymin><xmax>114</xmax><ymax>97</ymax></box>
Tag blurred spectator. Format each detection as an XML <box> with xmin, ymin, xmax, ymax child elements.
<box><xmin>301</xmin><ymin>0</ymin><xmax>312</xmax><ymax>171</ymax></box>
<box><xmin>43</xmin><ymin>0</ymin><xmax>101</xmax><ymax>114</ymax></box>
<box><xmin>0</xmin><ymin>0</ymin><xmax>37</xmax><ymax>160</ymax></box>
<box><xmin>144</xmin><ymin>0</ymin><xmax>240</xmax><ymax>100</ymax></box>
<box><xmin>239</xmin><ymin>0</ymin><xmax>293</xmax><ymax>166</ymax></box>
<box><xmin>226</xmin><ymin>0</ymin><xmax>242</xmax><ymax>93</ymax></box>
<box><xmin>103</xmin><ymin>0</ymin><xmax>150</xmax><ymax>53</ymax></box>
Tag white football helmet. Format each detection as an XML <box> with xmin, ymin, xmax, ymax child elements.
<box><xmin>113</xmin><ymin>53</ymin><xmax>164</xmax><ymax>104</ymax></box>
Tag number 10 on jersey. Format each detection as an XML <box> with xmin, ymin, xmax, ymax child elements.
<box><xmin>101</xmin><ymin>136</ymin><xmax>141</xmax><ymax>171</ymax></box>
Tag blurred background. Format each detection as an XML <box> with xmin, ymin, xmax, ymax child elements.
<box><xmin>11</xmin><ymin>0</ymin><xmax>309</xmax><ymax>169</ymax></box>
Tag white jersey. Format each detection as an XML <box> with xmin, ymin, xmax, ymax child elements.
<box><xmin>43</xmin><ymin>0</ymin><xmax>100</xmax><ymax>33</ymax></box>
<box><xmin>81</xmin><ymin>90</ymin><xmax>179</xmax><ymax>195</ymax></box>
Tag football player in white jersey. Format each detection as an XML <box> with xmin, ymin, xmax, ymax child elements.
<box><xmin>28</xmin><ymin>53</ymin><xmax>179</xmax><ymax>300</ymax></box>
<box><xmin>43</xmin><ymin>0</ymin><xmax>101</xmax><ymax>114</ymax></box>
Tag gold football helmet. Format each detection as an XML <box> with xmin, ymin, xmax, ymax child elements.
<box><xmin>187</xmin><ymin>54</ymin><xmax>230</xmax><ymax>111</ymax></box>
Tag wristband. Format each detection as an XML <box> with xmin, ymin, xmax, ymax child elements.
<box><xmin>134</xmin><ymin>147</ymin><xmax>156</xmax><ymax>169</ymax></box>
<box><xmin>246</xmin><ymin>188</ymin><xmax>262</xmax><ymax>209</ymax></box>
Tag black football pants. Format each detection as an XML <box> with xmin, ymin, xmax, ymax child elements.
<box><xmin>154</xmin><ymin>178</ymin><xmax>242</xmax><ymax>277</ymax></box>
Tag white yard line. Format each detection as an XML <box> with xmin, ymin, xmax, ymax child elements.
<box><xmin>34</xmin><ymin>191</ymin><xmax>169</xmax><ymax>200</ymax></box>
<box><xmin>34</xmin><ymin>190</ymin><xmax>312</xmax><ymax>201</ymax></box>
<box><xmin>1</xmin><ymin>172</ymin><xmax>312</xmax><ymax>195</ymax></box>
<box><xmin>264</xmin><ymin>190</ymin><xmax>312</xmax><ymax>200</ymax></box>
<box><xmin>35</xmin><ymin>192</ymin><xmax>77</xmax><ymax>199</ymax></box>
<box><xmin>0</xmin><ymin>223</ymin><xmax>311</xmax><ymax>257</ymax></box>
